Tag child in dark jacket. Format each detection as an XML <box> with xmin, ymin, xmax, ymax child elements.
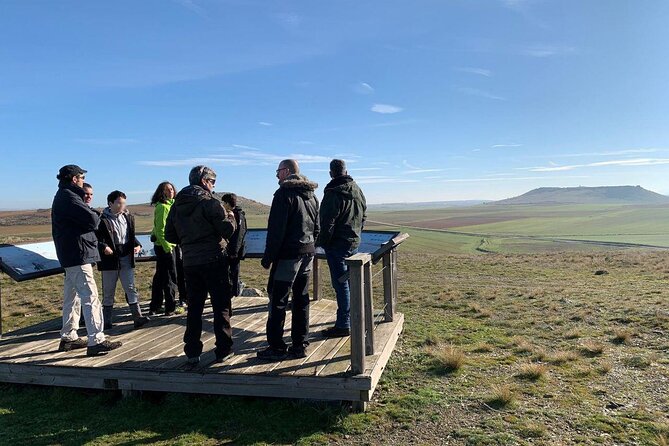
<box><xmin>222</xmin><ymin>193</ymin><xmax>248</xmax><ymax>296</ymax></box>
<box><xmin>96</xmin><ymin>190</ymin><xmax>149</xmax><ymax>330</ymax></box>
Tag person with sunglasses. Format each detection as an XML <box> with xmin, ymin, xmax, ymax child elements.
<box><xmin>165</xmin><ymin>165</ymin><xmax>237</xmax><ymax>368</ymax></box>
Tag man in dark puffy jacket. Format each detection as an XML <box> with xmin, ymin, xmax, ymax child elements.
<box><xmin>222</xmin><ymin>193</ymin><xmax>248</xmax><ymax>297</ymax></box>
<box><xmin>52</xmin><ymin>165</ymin><xmax>122</xmax><ymax>357</ymax></box>
<box><xmin>317</xmin><ymin>159</ymin><xmax>367</xmax><ymax>337</ymax></box>
<box><xmin>257</xmin><ymin>159</ymin><xmax>320</xmax><ymax>361</ymax></box>
<box><xmin>165</xmin><ymin>165</ymin><xmax>237</xmax><ymax>368</ymax></box>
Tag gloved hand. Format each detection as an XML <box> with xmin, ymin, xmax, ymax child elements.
<box><xmin>261</xmin><ymin>257</ymin><xmax>271</xmax><ymax>270</ymax></box>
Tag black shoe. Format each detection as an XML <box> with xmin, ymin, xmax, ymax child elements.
<box><xmin>133</xmin><ymin>316</ymin><xmax>150</xmax><ymax>329</ymax></box>
<box><xmin>287</xmin><ymin>345</ymin><xmax>307</xmax><ymax>359</ymax></box>
<box><xmin>58</xmin><ymin>338</ymin><xmax>87</xmax><ymax>352</ymax></box>
<box><xmin>323</xmin><ymin>326</ymin><xmax>350</xmax><ymax>338</ymax></box>
<box><xmin>214</xmin><ymin>350</ymin><xmax>234</xmax><ymax>363</ymax></box>
<box><xmin>256</xmin><ymin>347</ymin><xmax>287</xmax><ymax>361</ymax></box>
<box><xmin>86</xmin><ymin>340</ymin><xmax>122</xmax><ymax>357</ymax></box>
<box><xmin>184</xmin><ymin>356</ymin><xmax>200</xmax><ymax>370</ymax></box>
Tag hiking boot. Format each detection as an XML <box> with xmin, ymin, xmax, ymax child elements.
<box><xmin>184</xmin><ymin>356</ymin><xmax>200</xmax><ymax>370</ymax></box>
<box><xmin>103</xmin><ymin>305</ymin><xmax>114</xmax><ymax>330</ymax></box>
<box><xmin>322</xmin><ymin>326</ymin><xmax>350</xmax><ymax>338</ymax></box>
<box><xmin>133</xmin><ymin>316</ymin><xmax>150</xmax><ymax>329</ymax></box>
<box><xmin>256</xmin><ymin>346</ymin><xmax>287</xmax><ymax>361</ymax></box>
<box><xmin>58</xmin><ymin>338</ymin><xmax>87</xmax><ymax>352</ymax></box>
<box><xmin>287</xmin><ymin>345</ymin><xmax>307</xmax><ymax>359</ymax></box>
<box><xmin>86</xmin><ymin>340</ymin><xmax>122</xmax><ymax>357</ymax></box>
<box><xmin>129</xmin><ymin>303</ymin><xmax>149</xmax><ymax>328</ymax></box>
<box><xmin>214</xmin><ymin>350</ymin><xmax>234</xmax><ymax>363</ymax></box>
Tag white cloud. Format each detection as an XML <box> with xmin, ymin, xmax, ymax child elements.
<box><xmin>491</xmin><ymin>143</ymin><xmax>522</xmax><ymax>149</ymax></box>
<box><xmin>457</xmin><ymin>87</ymin><xmax>505</xmax><ymax>101</ymax></box>
<box><xmin>457</xmin><ymin>67</ymin><xmax>492</xmax><ymax>77</ymax></box>
<box><xmin>173</xmin><ymin>0</ymin><xmax>207</xmax><ymax>17</ymax></box>
<box><xmin>258</xmin><ymin>121</ymin><xmax>273</xmax><ymax>126</ymax></box>
<box><xmin>542</xmin><ymin>148</ymin><xmax>668</xmax><ymax>158</ymax></box>
<box><xmin>440</xmin><ymin>175</ymin><xmax>590</xmax><ymax>183</ymax></box>
<box><xmin>74</xmin><ymin>138</ymin><xmax>138</xmax><ymax>145</ymax></box>
<box><xmin>522</xmin><ymin>158</ymin><xmax>669</xmax><ymax>172</ymax></box>
<box><xmin>273</xmin><ymin>13</ymin><xmax>302</xmax><ymax>30</ymax></box>
<box><xmin>371</xmin><ymin>103</ymin><xmax>403</xmax><ymax>114</ymax></box>
<box><xmin>520</xmin><ymin>44</ymin><xmax>576</xmax><ymax>57</ymax></box>
<box><xmin>354</xmin><ymin>82</ymin><xmax>375</xmax><ymax>94</ymax></box>
<box><xmin>139</xmin><ymin>149</ymin><xmax>347</xmax><ymax>168</ymax></box>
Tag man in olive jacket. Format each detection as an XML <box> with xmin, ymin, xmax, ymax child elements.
<box><xmin>165</xmin><ymin>165</ymin><xmax>237</xmax><ymax>367</ymax></box>
<box><xmin>258</xmin><ymin>159</ymin><xmax>320</xmax><ymax>361</ymax></box>
<box><xmin>316</xmin><ymin>159</ymin><xmax>367</xmax><ymax>337</ymax></box>
<box><xmin>52</xmin><ymin>165</ymin><xmax>122</xmax><ymax>357</ymax></box>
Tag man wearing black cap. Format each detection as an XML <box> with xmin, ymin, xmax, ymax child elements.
<box><xmin>52</xmin><ymin>165</ymin><xmax>122</xmax><ymax>356</ymax></box>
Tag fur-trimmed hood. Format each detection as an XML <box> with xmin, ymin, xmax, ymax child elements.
<box><xmin>278</xmin><ymin>174</ymin><xmax>318</xmax><ymax>198</ymax></box>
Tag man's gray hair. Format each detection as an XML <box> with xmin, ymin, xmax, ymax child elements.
<box><xmin>330</xmin><ymin>159</ymin><xmax>347</xmax><ymax>177</ymax></box>
<box><xmin>189</xmin><ymin>165</ymin><xmax>217</xmax><ymax>186</ymax></box>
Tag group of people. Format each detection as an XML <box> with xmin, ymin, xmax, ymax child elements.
<box><xmin>51</xmin><ymin>158</ymin><xmax>366</xmax><ymax>366</ymax></box>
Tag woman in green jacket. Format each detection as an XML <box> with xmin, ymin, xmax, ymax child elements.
<box><xmin>149</xmin><ymin>181</ymin><xmax>178</xmax><ymax>315</ymax></box>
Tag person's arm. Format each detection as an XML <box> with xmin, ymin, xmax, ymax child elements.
<box><xmin>312</xmin><ymin>196</ymin><xmax>320</xmax><ymax>245</ymax></box>
<box><xmin>205</xmin><ymin>199</ymin><xmax>236</xmax><ymax>241</ymax></box>
<box><xmin>66</xmin><ymin>194</ymin><xmax>100</xmax><ymax>232</ymax></box>
<box><xmin>226</xmin><ymin>210</ymin><xmax>242</xmax><ymax>256</ymax></box>
<box><xmin>360</xmin><ymin>188</ymin><xmax>368</xmax><ymax>230</ymax></box>
<box><xmin>262</xmin><ymin>191</ymin><xmax>289</xmax><ymax>268</ymax></box>
<box><xmin>155</xmin><ymin>204</ymin><xmax>176</xmax><ymax>251</ymax></box>
<box><xmin>95</xmin><ymin>220</ymin><xmax>113</xmax><ymax>255</ymax></box>
<box><xmin>316</xmin><ymin>191</ymin><xmax>338</xmax><ymax>247</ymax></box>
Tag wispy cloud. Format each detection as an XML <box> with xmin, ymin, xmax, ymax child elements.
<box><xmin>522</xmin><ymin>158</ymin><xmax>669</xmax><ymax>172</ymax></box>
<box><xmin>457</xmin><ymin>87</ymin><xmax>505</xmax><ymax>101</ymax></box>
<box><xmin>440</xmin><ymin>175</ymin><xmax>590</xmax><ymax>183</ymax></box>
<box><xmin>313</xmin><ymin>119</ymin><xmax>417</xmax><ymax>133</ymax></box>
<box><xmin>457</xmin><ymin>67</ymin><xmax>492</xmax><ymax>77</ymax></box>
<box><xmin>520</xmin><ymin>44</ymin><xmax>576</xmax><ymax>57</ymax></box>
<box><xmin>355</xmin><ymin>175</ymin><xmax>420</xmax><ymax>185</ymax></box>
<box><xmin>402</xmin><ymin>160</ymin><xmax>443</xmax><ymax>175</ymax></box>
<box><xmin>173</xmin><ymin>0</ymin><xmax>207</xmax><ymax>18</ymax></box>
<box><xmin>354</xmin><ymin>82</ymin><xmax>375</xmax><ymax>94</ymax></box>
<box><xmin>139</xmin><ymin>149</ymin><xmax>346</xmax><ymax>168</ymax></box>
<box><xmin>491</xmin><ymin>143</ymin><xmax>522</xmax><ymax>149</ymax></box>
<box><xmin>273</xmin><ymin>13</ymin><xmax>302</xmax><ymax>30</ymax></box>
<box><xmin>371</xmin><ymin>103</ymin><xmax>403</xmax><ymax>114</ymax></box>
<box><xmin>73</xmin><ymin>138</ymin><xmax>138</xmax><ymax>145</ymax></box>
<box><xmin>258</xmin><ymin>121</ymin><xmax>273</xmax><ymax>126</ymax></box>
<box><xmin>537</xmin><ymin>148</ymin><xmax>668</xmax><ymax>159</ymax></box>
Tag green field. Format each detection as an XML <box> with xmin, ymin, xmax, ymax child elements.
<box><xmin>0</xmin><ymin>205</ymin><xmax>668</xmax><ymax>445</ymax></box>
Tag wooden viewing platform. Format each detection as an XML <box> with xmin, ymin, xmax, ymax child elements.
<box><xmin>0</xmin><ymin>247</ymin><xmax>407</xmax><ymax>411</ymax></box>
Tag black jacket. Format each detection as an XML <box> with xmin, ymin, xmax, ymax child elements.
<box><xmin>95</xmin><ymin>210</ymin><xmax>141</xmax><ymax>271</ymax></box>
<box><xmin>316</xmin><ymin>175</ymin><xmax>367</xmax><ymax>251</ymax></box>
<box><xmin>263</xmin><ymin>174</ymin><xmax>320</xmax><ymax>265</ymax></box>
<box><xmin>165</xmin><ymin>185</ymin><xmax>236</xmax><ymax>267</ymax></box>
<box><xmin>226</xmin><ymin>206</ymin><xmax>247</xmax><ymax>259</ymax></box>
<box><xmin>51</xmin><ymin>183</ymin><xmax>101</xmax><ymax>268</ymax></box>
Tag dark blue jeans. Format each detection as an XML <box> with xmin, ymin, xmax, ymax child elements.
<box><xmin>325</xmin><ymin>247</ymin><xmax>357</xmax><ymax>329</ymax></box>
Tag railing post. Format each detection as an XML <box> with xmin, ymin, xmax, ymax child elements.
<box><xmin>363</xmin><ymin>260</ymin><xmax>374</xmax><ymax>355</ymax></box>
<box><xmin>382</xmin><ymin>250</ymin><xmax>396</xmax><ymax>322</ymax></box>
<box><xmin>346</xmin><ymin>253</ymin><xmax>369</xmax><ymax>375</ymax></box>
<box><xmin>312</xmin><ymin>257</ymin><xmax>320</xmax><ymax>301</ymax></box>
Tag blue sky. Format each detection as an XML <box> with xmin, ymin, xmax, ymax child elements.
<box><xmin>1</xmin><ymin>0</ymin><xmax>669</xmax><ymax>209</ymax></box>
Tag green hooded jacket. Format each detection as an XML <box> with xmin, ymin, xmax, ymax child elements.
<box><xmin>152</xmin><ymin>199</ymin><xmax>175</xmax><ymax>253</ymax></box>
<box><xmin>316</xmin><ymin>175</ymin><xmax>367</xmax><ymax>251</ymax></box>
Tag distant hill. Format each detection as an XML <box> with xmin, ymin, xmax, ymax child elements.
<box><xmin>492</xmin><ymin>186</ymin><xmax>669</xmax><ymax>205</ymax></box>
<box><xmin>0</xmin><ymin>194</ymin><xmax>270</xmax><ymax>227</ymax></box>
<box><xmin>369</xmin><ymin>200</ymin><xmax>488</xmax><ymax>211</ymax></box>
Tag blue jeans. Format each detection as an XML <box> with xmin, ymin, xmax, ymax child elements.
<box><xmin>325</xmin><ymin>247</ymin><xmax>357</xmax><ymax>329</ymax></box>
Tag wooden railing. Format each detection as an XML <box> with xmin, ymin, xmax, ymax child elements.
<box><xmin>346</xmin><ymin>234</ymin><xmax>406</xmax><ymax>375</ymax></box>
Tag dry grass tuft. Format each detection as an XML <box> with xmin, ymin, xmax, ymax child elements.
<box><xmin>564</xmin><ymin>328</ymin><xmax>582</xmax><ymax>339</ymax></box>
<box><xmin>484</xmin><ymin>384</ymin><xmax>516</xmax><ymax>409</ymax></box>
<box><xmin>656</xmin><ymin>434</ymin><xmax>668</xmax><ymax>446</ymax></box>
<box><xmin>427</xmin><ymin>344</ymin><xmax>465</xmax><ymax>374</ymax></box>
<box><xmin>598</xmin><ymin>360</ymin><xmax>613</xmax><ymax>375</ymax></box>
<box><xmin>515</xmin><ymin>363</ymin><xmax>548</xmax><ymax>381</ymax></box>
<box><xmin>545</xmin><ymin>350</ymin><xmax>579</xmax><ymax>365</ymax></box>
<box><xmin>579</xmin><ymin>340</ymin><xmax>605</xmax><ymax>357</ymax></box>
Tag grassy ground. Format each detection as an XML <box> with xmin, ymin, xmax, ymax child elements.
<box><xmin>0</xmin><ymin>215</ymin><xmax>668</xmax><ymax>444</ymax></box>
<box><xmin>1</xmin><ymin>228</ymin><xmax>668</xmax><ymax>444</ymax></box>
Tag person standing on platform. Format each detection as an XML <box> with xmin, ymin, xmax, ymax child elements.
<box><xmin>221</xmin><ymin>193</ymin><xmax>248</xmax><ymax>297</ymax></box>
<box><xmin>316</xmin><ymin>159</ymin><xmax>367</xmax><ymax>338</ymax></box>
<box><xmin>149</xmin><ymin>181</ymin><xmax>179</xmax><ymax>316</ymax></box>
<box><xmin>257</xmin><ymin>159</ymin><xmax>320</xmax><ymax>361</ymax></box>
<box><xmin>96</xmin><ymin>190</ymin><xmax>150</xmax><ymax>330</ymax></box>
<box><xmin>52</xmin><ymin>164</ymin><xmax>122</xmax><ymax>357</ymax></box>
<box><xmin>165</xmin><ymin>166</ymin><xmax>237</xmax><ymax>368</ymax></box>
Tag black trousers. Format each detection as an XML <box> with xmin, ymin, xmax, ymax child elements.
<box><xmin>174</xmin><ymin>245</ymin><xmax>188</xmax><ymax>305</ymax></box>
<box><xmin>229</xmin><ymin>257</ymin><xmax>241</xmax><ymax>296</ymax></box>
<box><xmin>183</xmin><ymin>257</ymin><xmax>233</xmax><ymax>359</ymax></box>
<box><xmin>150</xmin><ymin>245</ymin><xmax>177</xmax><ymax>313</ymax></box>
<box><xmin>266</xmin><ymin>254</ymin><xmax>312</xmax><ymax>350</ymax></box>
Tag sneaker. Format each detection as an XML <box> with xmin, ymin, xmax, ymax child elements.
<box><xmin>86</xmin><ymin>340</ymin><xmax>122</xmax><ymax>357</ymax></box>
<box><xmin>322</xmin><ymin>326</ymin><xmax>351</xmax><ymax>338</ymax></box>
<box><xmin>133</xmin><ymin>316</ymin><xmax>150</xmax><ymax>329</ymax></box>
<box><xmin>184</xmin><ymin>356</ymin><xmax>200</xmax><ymax>370</ymax></box>
<box><xmin>214</xmin><ymin>350</ymin><xmax>234</xmax><ymax>363</ymax></box>
<box><xmin>173</xmin><ymin>306</ymin><xmax>185</xmax><ymax>315</ymax></box>
<box><xmin>256</xmin><ymin>346</ymin><xmax>287</xmax><ymax>361</ymax></box>
<box><xmin>58</xmin><ymin>337</ymin><xmax>87</xmax><ymax>352</ymax></box>
<box><xmin>287</xmin><ymin>345</ymin><xmax>307</xmax><ymax>359</ymax></box>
